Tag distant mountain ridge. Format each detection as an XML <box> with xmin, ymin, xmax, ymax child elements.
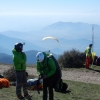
<box><xmin>0</xmin><ymin>21</ymin><xmax>100</xmax><ymax>55</ymax></box>
<box><xmin>0</xmin><ymin>33</ymin><xmax>44</xmax><ymax>54</ymax></box>
<box><xmin>0</xmin><ymin>50</ymin><xmax>58</xmax><ymax>64</ymax></box>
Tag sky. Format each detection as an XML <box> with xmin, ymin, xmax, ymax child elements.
<box><xmin>0</xmin><ymin>0</ymin><xmax>100</xmax><ymax>32</ymax></box>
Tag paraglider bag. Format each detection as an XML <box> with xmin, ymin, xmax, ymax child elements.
<box><xmin>47</xmin><ymin>54</ymin><xmax>68</xmax><ymax>93</ymax></box>
<box><xmin>27</xmin><ymin>78</ymin><xmax>43</xmax><ymax>90</ymax></box>
<box><xmin>0</xmin><ymin>78</ymin><xmax>10</xmax><ymax>88</ymax></box>
<box><xmin>47</xmin><ymin>54</ymin><xmax>62</xmax><ymax>77</ymax></box>
<box><xmin>55</xmin><ymin>79</ymin><xmax>68</xmax><ymax>93</ymax></box>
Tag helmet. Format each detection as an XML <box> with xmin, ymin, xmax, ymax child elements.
<box><xmin>36</xmin><ymin>52</ymin><xmax>44</xmax><ymax>62</ymax></box>
<box><xmin>14</xmin><ymin>43</ymin><xmax>23</xmax><ymax>52</ymax></box>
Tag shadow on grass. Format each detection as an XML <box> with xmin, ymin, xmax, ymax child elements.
<box><xmin>64</xmin><ymin>90</ymin><xmax>71</xmax><ymax>94</ymax></box>
<box><xmin>88</xmin><ymin>68</ymin><xmax>100</xmax><ymax>73</ymax></box>
<box><xmin>56</xmin><ymin>90</ymin><xmax>71</xmax><ymax>94</ymax></box>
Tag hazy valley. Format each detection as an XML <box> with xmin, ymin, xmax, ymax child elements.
<box><xmin>0</xmin><ymin>21</ymin><xmax>100</xmax><ymax>64</ymax></box>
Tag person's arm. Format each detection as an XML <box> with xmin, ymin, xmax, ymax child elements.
<box><xmin>46</xmin><ymin>58</ymin><xmax>56</xmax><ymax>77</ymax></box>
<box><xmin>36</xmin><ymin>62</ymin><xmax>43</xmax><ymax>76</ymax></box>
<box><xmin>14</xmin><ymin>53</ymin><xmax>26</xmax><ymax>64</ymax></box>
<box><xmin>85</xmin><ymin>47</ymin><xmax>87</xmax><ymax>54</ymax></box>
<box><xmin>21</xmin><ymin>52</ymin><xmax>27</xmax><ymax>62</ymax></box>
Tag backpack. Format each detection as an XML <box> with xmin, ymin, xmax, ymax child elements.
<box><xmin>55</xmin><ymin>79</ymin><xmax>68</xmax><ymax>93</ymax></box>
<box><xmin>0</xmin><ymin>78</ymin><xmax>10</xmax><ymax>88</ymax></box>
<box><xmin>47</xmin><ymin>54</ymin><xmax>62</xmax><ymax>89</ymax></box>
<box><xmin>47</xmin><ymin>53</ymin><xmax>62</xmax><ymax>77</ymax></box>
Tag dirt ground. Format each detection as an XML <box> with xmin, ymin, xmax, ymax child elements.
<box><xmin>0</xmin><ymin>64</ymin><xmax>100</xmax><ymax>85</ymax></box>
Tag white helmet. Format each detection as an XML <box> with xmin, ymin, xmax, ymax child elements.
<box><xmin>36</xmin><ymin>52</ymin><xmax>44</xmax><ymax>62</ymax></box>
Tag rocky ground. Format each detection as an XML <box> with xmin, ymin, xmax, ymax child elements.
<box><xmin>0</xmin><ymin>64</ymin><xmax>100</xmax><ymax>84</ymax></box>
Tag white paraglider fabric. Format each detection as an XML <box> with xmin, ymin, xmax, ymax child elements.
<box><xmin>42</xmin><ymin>36</ymin><xmax>59</xmax><ymax>42</ymax></box>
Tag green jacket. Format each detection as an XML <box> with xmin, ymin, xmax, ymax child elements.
<box><xmin>36</xmin><ymin>52</ymin><xmax>56</xmax><ymax>78</ymax></box>
<box><xmin>85</xmin><ymin>47</ymin><xmax>92</xmax><ymax>57</ymax></box>
<box><xmin>12</xmin><ymin>49</ymin><xmax>27</xmax><ymax>71</ymax></box>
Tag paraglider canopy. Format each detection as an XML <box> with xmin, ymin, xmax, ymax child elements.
<box><xmin>42</xmin><ymin>36</ymin><xmax>59</xmax><ymax>54</ymax></box>
<box><xmin>42</xmin><ymin>36</ymin><xmax>59</xmax><ymax>42</ymax></box>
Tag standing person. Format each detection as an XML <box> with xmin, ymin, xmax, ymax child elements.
<box><xmin>12</xmin><ymin>43</ymin><xmax>32</xmax><ymax>100</ymax></box>
<box><xmin>36</xmin><ymin>52</ymin><xmax>61</xmax><ymax>100</ymax></box>
<box><xmin>85</xmin><ymin>44</ymin><xmax>92</xmax><ymax>69</ymax></box>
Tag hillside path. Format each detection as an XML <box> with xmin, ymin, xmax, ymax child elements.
<box><xmin>27</xmin><ymin>67</ymin><xmax>100</xmax><ymax>85</ymax></box>
<box><xmin>0</xmin><ymin>65</ymin><xmax>100</xmax><ymax>85</ymax></box>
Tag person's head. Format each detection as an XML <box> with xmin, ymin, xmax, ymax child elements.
<box><xmin>36</xmin><ymin>52</ymin><xmax>45</xmax><ymax>62</ymax></box>
<box><xmin>14</xmin><ymin>43</ymin><xmax>23</xmax><ymax>52</ymax></box>
<box><xmin>89</xmin><ymin>44</ymin><xmax>92</xmax><ymax>47</ymax></box>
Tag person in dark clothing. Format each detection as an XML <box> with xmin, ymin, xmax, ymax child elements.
<box><xmin>12</xmin><ymin>43</ymin><xmax>32</xmax><ymax>100</ymax></box>
<box><xmin>96</xmin><ymin>56</ymin><xmax>100</xmax><ymax>66</ymax></box>
<box><xmin>36</xmin><ymin>52</ymin><xmax>61</xmax><ymax>100</ymax></box>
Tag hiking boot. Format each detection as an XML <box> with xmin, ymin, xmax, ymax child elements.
<box><xmin>17</xmin><ymin>95</ymin><xmax>25</xmax><ymax>100</ymax></box>
<box><xmin>24</xmin><ymin>94</ymin><xmax>32</xmax><ymax>100</ymax></box>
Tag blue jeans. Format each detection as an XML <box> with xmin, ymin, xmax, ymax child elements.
<box><xmin>15</xmin><ymin>71</ymin><xmax>28</xmax><ymax>97</ymax></box>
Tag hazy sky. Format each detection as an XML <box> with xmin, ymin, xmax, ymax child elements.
<box><xmin>0</xmin><ymin>0</ymin><xmax>100</xmax><ymax>32</ymax></box>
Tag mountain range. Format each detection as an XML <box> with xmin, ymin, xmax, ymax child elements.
<box><xmin>0</xmin><ymin>21</ymin><xmax>100</xmax><ymax>58</ymax></box>
<box><xmin>0</xmin><ymin>33</ymin><xmax>45</xmax><ymax>54</ymax></box>
<box><xmin>0</xmin><ymin>50</ymin><xmax>58</xmax><ymax>65</ymax></box>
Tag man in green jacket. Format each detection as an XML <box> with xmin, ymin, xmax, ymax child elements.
<box><xmin>36</xmin><ymin>52</ymin><xmax>61</xmax><ymax>100</ymax></box>
<box><xmin>85</xmin><ymin>44</ymin><xmax>92</xmax><ymax>68</ymax></box>
<box><xmin>12</xmin><ymin>43</ymin><xmax>31</xmax><ymax>100</ymax></box>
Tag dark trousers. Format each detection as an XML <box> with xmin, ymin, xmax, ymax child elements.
<box><xmin>43</xmin><ymin>83</ymin><xmax>53</xmax><ymax>100</ymax></box>
<box><xmin>15</xmin><ymin>71</ymin><xmax>28</xmax><ymax>97</ymax></box>
<box><xmin>43</xmin><ymin>72</ymin><xmax>61</xmax><ymax>100</ymax></box>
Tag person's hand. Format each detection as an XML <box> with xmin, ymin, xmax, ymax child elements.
<box><xmin>39</xmin><ymin>74</ymin><xmax>46</xmax><ymax>79</ymax></box>
<box><xmin>42</xmin><ymin>75</ymin><xmax>46</xmax><ymax>79</ymax></box>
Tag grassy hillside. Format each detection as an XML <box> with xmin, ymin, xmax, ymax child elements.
<box><xmin>0</xmin><ymin>80</ymin><xmax>100</xmax><ymax>100</ymax></box>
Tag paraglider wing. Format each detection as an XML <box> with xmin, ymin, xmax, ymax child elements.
<box><xmin>42</xmin><ymin>36</ymin><xmax>59</xmax><ymax>42</ymax></box>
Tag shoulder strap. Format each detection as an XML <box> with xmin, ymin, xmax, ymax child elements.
<box><xmin>46</xmin><ymin>57</ymin><xmax>49</xmax><ymax>67</ymax></box>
